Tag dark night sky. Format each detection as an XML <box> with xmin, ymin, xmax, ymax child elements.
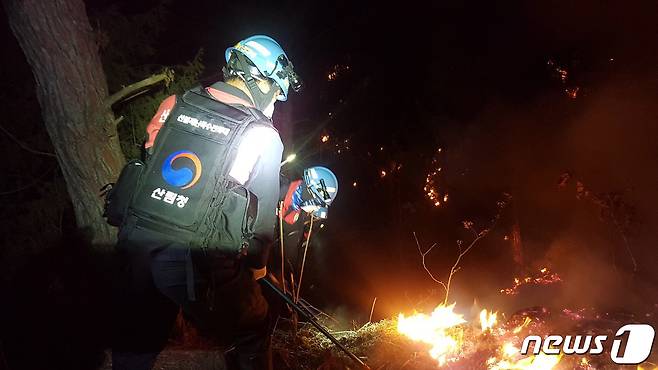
<box><xmin>1</xmin><ymin>0</ymin><xmax>658</xmax><ymax>321</ymax></box>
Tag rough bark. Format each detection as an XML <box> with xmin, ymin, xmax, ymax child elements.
<box><xmin>4</xmin><ymin>0</ymin><xmax>126</xmax><ymax>245</ymax></box>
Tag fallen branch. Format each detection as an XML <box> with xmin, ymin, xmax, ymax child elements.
<box><xmin>104</xmin><ymin>68</ymin><xmax>174</xmax><ymax>109</ymax></box>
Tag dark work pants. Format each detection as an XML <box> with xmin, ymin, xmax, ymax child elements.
<box><xmin>111</xmin><ymin>229</ymin><xmax>271</xmax><ymax>370</ymax></box>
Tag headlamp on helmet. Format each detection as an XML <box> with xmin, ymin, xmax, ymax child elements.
<box><xmin>303</xmin><ymin>166</ymin><xmax>338</xmax><ymax>211</ymax></box>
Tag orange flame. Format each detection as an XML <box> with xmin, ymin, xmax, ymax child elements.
<box><xmin>513</xmin><ymin>317</ymin><xmax>532</xmax><ymax>334</ymax></box>
<box><xmin>397</xmin><ymin>303</ymin><xmax>466</xmax><ymax>366</ymax></box>
<box><xmin>480</xmin><ymin>309</ymin><xmax>498</xmax><ymax>332</ymax></box>
<box><xmin>398</xmin><ymin>303</ymin><xmax>561</xmax><ymax>369</ymax></box>
<box><xmin>488</xmin><ymin>352</ymin><xmax>562</xmax><ymax>370</ymax></box>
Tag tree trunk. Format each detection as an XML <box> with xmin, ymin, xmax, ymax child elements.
<box><xmin>4</xmin><ymin>0</ymin><xmax>125</xmax><ymax>245</ymax></box>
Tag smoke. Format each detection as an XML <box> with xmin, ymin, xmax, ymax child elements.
<box><xmin>443</xmin><ymin>67</ymin><xmax>658</xmax><ymax>313</ymax></box>
<box><xmin>292</xmin><ymin>0</ymin><xmax>658</xmax><ymax>318</ymax></box>
<box><xmin>322</xmin><ymin>60</ymin><xmax>658</xmax><ymax>318</ymax></box>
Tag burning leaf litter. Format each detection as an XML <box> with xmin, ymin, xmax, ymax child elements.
<box><xmin>500</xmin><ymin>267</ymin><xmax>563</xmax><ymax>295</ymax></box>
<box><xmin>271</xmin><ymin>300</ymin><xmax>655</xmax><ymax>369</ymax></box>
<box><xmin>397</xmin><ymin>303</ymin><xmax>467</xmax><ymax>366</ymax></box>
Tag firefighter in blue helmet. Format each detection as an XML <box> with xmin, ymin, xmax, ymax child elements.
<box><xmin>108</xmin><ymin>35</ymin><xmax>301</xmax><ymax>370</ymax></box>
<box><xmin>276</xmin><ymin>166</ymin><xmax>338</xmax><ymax>286</ymax></box>
<box><xmin>280</xmin><ymin>166</ymin><xmax>338</xmax><ymax>225</ymax></box>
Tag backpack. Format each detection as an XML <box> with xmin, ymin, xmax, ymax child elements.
<box><xmin>108</xmin><ymin>87</ymin><xmax>271</xmax><ymax>254</ymax></box>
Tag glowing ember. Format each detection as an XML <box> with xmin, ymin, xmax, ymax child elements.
<box><xmin>565</xmin><ymin>86</ymin><xmax>579</xmax><ymax>99</ymax></box>
<box><xmin>480</xmin><ymin>309</ymin><xmax>498</xmax><ymax>332</ymax></box>
<box><xmin>513</xmin><ymin>317</ymin><xmax>532</xmax><ymax>334</ymax></box>
<box><xmin>424</xmin><ymin>147</ymin><xmax>447</xmax><ymax>207</ymax></box>
<box><xmin>397</xmin><ymin>303</ymin><xmax>466</xmax><ymax>366</ymax></box>
<box><xmin>327</xmin><ymin>64</ymin><xmax>350</xmax><ymax>81</ymax></box>
<box><xmin>321</xmin><ymin>134</ymin><xmax>330</xmax><ymax>143</ymax></box>
<box><xmin>547</xmin><ymin>59</ymin><xmax>568</xmax><ymax>83</ymax></box>
<box><xmin>500</xmin><ymin>267</ymin><xmax>562</xmax><ymax>295</ymax></box>
<box><xmin>547</xmin><ymin>59</ymin><xmax>581</xmax><ymax>100</ymax></box>
<box><xmin>380</xmin><ymin>170</ymin><xmax>387</xmax><ymax>178</ymax></box>
<box><xmin>580</xmin><ymin>357</ymin><xmax>595</xmax><ymax>369</ymax></box>
<box><xmin>489</xmin><ymin>341</ymin><xmax>562</xmax><ymax>370</ymax></box>
<box><xmin>489</xmin><ymin>352</ymin><xmax>562</xmax><ymax>370</ymax></box>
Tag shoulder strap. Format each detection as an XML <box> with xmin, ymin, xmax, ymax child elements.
<box><xmin>181</xmin><ymin>87</ymin><xmax>253</xmax><ymax>125</ymax></box>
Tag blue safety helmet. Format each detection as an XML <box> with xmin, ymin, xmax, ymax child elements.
<box><xmin>303</xmin><ymin>166</ymin><xmax>338</xmax><ymax>209</ymax></box>
<box><xmin>225</xmin><ymin>35</ymin><xmax>302</xmax><ymax>102</ymax></box>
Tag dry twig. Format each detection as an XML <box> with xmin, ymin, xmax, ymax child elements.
<box><xmin>369</xmin><ymin>297</ymin><xmax>378</xmax><ymax>324</ymax></box>
<box><xmin>413</xmin><ymin>232</ymin><xmax>448</xmax><ymax>293</ymax></box>
<box><xmin>414</xmin><ymin>194</ymin><xmax>511</xmax><ymax>304</ymax></box>
<box><xmin>295</xmin><ymin>214</ymin><xmax>315</xmax><ymax>303</ymax></box>
<box><xmin>0</xmin><ymin>124</ymin><xmax>56</xmax><ymax>158</ymax></box>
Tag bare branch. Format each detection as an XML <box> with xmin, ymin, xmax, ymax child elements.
<box><xmin>368</xmin><ymin>297</ymin><xmax>378</xmax><ymax>324</ymax></box>
<box><xmin>0</xmin><ymin>166</ymin><xmax>57</xmax><ymax>196</ymax></box>
<box><xmin>0</xmin><ymin>124</ymin><xmax>56</xmax><ymax>158</ymax></box>
<box><xmin>613</xmin><ymin>217</ymin><xmax>638</xmax><ymax>272</ymax></box>
<box><xmin>112</xmin><ymin>115</ymin><xmax>125</xmax><ymax>127</ymax></box>
<box><xmin>413</xmin><ymin>232</ymin><xmax>448</xmax><ymax>292</ymax></box>
<box><xmin>443</xmin><ymin>230</ymin><xmax>488</xmax><ymax>305</ymax></box>
<box><xmin>413</xmin><ymin>194</ymin><xmax>512</xmax><ymax>305</ymax></box>
<box><xmin>104</xmin><ymin>68</ymin><xmax>174</xmax><ymax>109</ymax></box>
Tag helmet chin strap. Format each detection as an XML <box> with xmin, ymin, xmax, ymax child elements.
<box><xmin>262</xmin><ymin>102</ymin><xmax>275</xmax><ymax>118</ymax></box>
<box><xmin>233</xmin><ymin>52</ymin><xmax>278</xmax><ymax>112</ymax></box>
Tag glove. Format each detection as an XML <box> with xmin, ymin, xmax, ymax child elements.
<box><xmin>251</xmin><ymin>266</ymin><xmax>267</xmax><ymax>281</ymax></box>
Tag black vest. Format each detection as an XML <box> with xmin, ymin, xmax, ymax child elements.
<box><xmin>124</xmin><ymin>87</ymin><xmax>271</xmax><ymax>253</ymax></box>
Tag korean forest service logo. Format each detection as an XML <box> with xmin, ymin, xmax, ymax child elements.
<box><xmin>161</xmin><ymin>150</ymin><xmax>202</xmax><ymax>189</ymax></box>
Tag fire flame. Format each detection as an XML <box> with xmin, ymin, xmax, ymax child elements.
<box><xmin>513</xmin><ymin>316</ymin><xmax>532</xmax><ymax>334</ymax></box>
<box><xmin>489</xmin><ymin>352</ymin><xmax>563</xmax><ymax>370</ymax></box>
<box><xmin>500</xmin><ymin>267</ymin><xmax>562</xmax><ymax>295</ymax></box>
<box><xmin>398</xmin><ymin>304</ymin><xmax>562</xmax><ymax>369</ymax></box>
<box><xmin>480</xmin><ymin>309</ymin><xmax>498</xmax><ymax>332</ymax></box>
<box><xmin>397</xmin><ymin>303</ymin><xmax>466</xmax><ymax>366</ymax></box>
<box><xmin>488</xmin><ymin>342</ymin><xmax>562</xmax><ymax>370</ymax></box>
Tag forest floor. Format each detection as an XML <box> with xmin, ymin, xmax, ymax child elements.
<box><xmin>98</xmin><ymin>305</ymin><xmax>657</xmax><ymax>370</ymax></box>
